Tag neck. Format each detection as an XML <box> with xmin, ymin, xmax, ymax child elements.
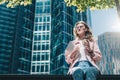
<box><xmin>76</xmin><ymin>36</ymin><xmax>84</xmax><ymax>41</ymax></box>
<box><xmin>78</xmin><ymin>34</ymin><xmax>85</xmax><ymax>40</ymax></box>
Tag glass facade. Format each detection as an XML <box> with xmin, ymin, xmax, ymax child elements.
<box><xmin>0</xmin><ymin>1</ymin><xmax>35</xmax><ymax>74</ymax></box>
<box><xmin>86</xmin><ymin>8</ymin><xmax>92</xmax><ymax>27</ymax></box>
<box><xmin>0</xmin><ymin>4</ymin><xmax>17</xmax><ymax>74</ymax></box>
<box><xmin>15</xmin><ymin>2</ymin><xmax>35</xmax><ymax>74</ymax></box>
<box><xmin>31</xmin><ymin>0</ymin><xmax>51</xmax><ymax>74</ymax></box>
<box><xmin>98</xmin><ymin>32</ymin><xmax>120</xmax><ymax>74</ymax></box>
<box><xmin>50</xmin><ymin>0</ymin><xmax>90</xmax><ymax>74</ymax></box>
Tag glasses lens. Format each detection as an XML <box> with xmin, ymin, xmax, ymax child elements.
<box><xmin>76</xmin><ymin>26</ymin><xmax>83</xmax><ymax>29</ymax></box>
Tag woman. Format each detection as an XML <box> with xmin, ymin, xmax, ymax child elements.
<box><xmin>65</xmin><ymin>21</ymin><xmax>102</xmax><ymax>80</ymax></box>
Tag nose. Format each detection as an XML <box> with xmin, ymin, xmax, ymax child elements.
<box><xmin>78</xmin><ymin>28</ymin><xmax>81</xmax><ymax>31</ymax></box>
<box><xmin>78</xmin><ymin>27</ymin><xmax>80</xmax><ymax>30</ymax></box>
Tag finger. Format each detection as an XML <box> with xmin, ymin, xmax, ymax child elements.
<box><xmin>75</xmin><ymin>42</ymin><xmax>80</xmax><ymax>45</ymax></box>
<box><xmin>85</xmin><ymin>47</ymin><xmax>89</xmax><ymax>51</ymax></box>
<box><xmin>93</xmin><ymin>56</ymin><xmax>97</xmax><ymax>59</ymax></box>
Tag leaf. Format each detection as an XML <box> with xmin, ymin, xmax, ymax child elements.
<box><xmin>64</xmin><ymin>0</ymin><xmax>116</xmax><ymax>12</ymax></box>
<box><xmin>0</xmin><ymin>0</ymin><xmax>32</xmax><ymax>8</ymax></box>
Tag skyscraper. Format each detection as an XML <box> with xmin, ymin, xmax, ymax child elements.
<box><xmin>50</xmin><ymin>0</ymin><xmax>91</xmax><ymax>74</ymax></box>
<box><xmin>0</xmin><ymin>1</ymin><xmax>35</xmax><ymax>74</ymax></box>
<box><xmin>98</xmin><ymin>32</ymin><xmax>120</xmax><ymax>74</ymax></box>
<box><xmin>31</xmin><ymin>0</ymin><xmax>51</xmax><ymax>74</ymax></box>
<box><xmin>0</xmin><ymin>4</ymin><xmax>17</xmax><ymax>74</ymax></box>
<box><xmin>15</xmin><ymin>2</ymin><xmax>35</xmax><ymax>74</ymax></box>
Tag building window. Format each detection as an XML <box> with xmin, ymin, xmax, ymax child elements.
<box><xmin>37</xmin><ymin>65</ymin><xmax>40</xmax><ymax>72</ymax></box>
<box><xmin>41</xmin><ymin>65</ymin><xmax>44</xmax><ymax>72</ymax></box>
<box><xmin>33</xmin><ymin>55</ymin><xmax>36</xmax><ymax>61</ymax></box>
<box><xmin>45</xmin><ymin>64</ymin><xmax>48</xmax><ymax>72</ymax></box>
<box><xmin>37</xmin><ymin>54</ymin><xmax>40</xmax><ymax>61</ymax></box>
<box><xmin>32</xmin><ymin>66</ymin><xmax>35</xmax><ymax>72</ymax></box>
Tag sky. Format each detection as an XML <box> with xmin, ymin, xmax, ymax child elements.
<box><xmin>91</xmin><ymin>8</ymin><xmax>120</xmax><ymax>37</ymax></box>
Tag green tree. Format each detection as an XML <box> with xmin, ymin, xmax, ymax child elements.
<box><xmin>0</xmin><ymin>0</ymin><xmax>32</xmax><ymax>8</ymax></box>
<box><xmin>0</xmin><ymin>0</ymin><xmax>120</xmax><ymax>19</ymax></box>
<box><xmin>64</xmin><ymin>0</ymin><xmax>120</xmax><ymax>19</ymax></box>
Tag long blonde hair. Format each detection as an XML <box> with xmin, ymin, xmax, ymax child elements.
<box><xmin>73</xmin><ymin>21</ymin><xmax>93</xmax><ymax>41</ymax></box>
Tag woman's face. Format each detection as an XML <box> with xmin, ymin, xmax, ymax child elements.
<box><xmin>76</xmin><ymin>23</ymin><xmax>86</xmax><ymax>36</ymax></box>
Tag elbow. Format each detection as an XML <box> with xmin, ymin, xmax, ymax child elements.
<box><xmin>99</xmin><ymin>51</ymin><xmax>102</xmax><ymax>60</ymax></box>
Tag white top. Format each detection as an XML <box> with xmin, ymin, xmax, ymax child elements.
<box><xmin>78</xmin><ymin>40</ymin><xmax>88</xmax><ymax>61</ymax></box>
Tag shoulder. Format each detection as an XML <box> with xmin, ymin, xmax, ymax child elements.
<box><xmin>67</xmin><ymin>40</ymin><xmax>77</xmax><ymax>47</ymax></box>
<box><xmin>90</xmin><ymin>37</ymin><xmax>97</xmax><ymax>42</ymax></box>
<box><xmin>69</xmin><ymin>40</ymin><xmax>76</xmax><ymax>43</ymax></box>
<box><xmin>88</xmin><ymin>37</ymin><xmax>97</xmax><ymax>45</ymax></box>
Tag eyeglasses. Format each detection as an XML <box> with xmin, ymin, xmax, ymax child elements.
<box><xmin>75</xmin><ymin>26</ymin><xmax>84</xmax><ymax>29</ymax></box>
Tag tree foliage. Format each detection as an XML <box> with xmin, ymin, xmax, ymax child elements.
<box><xmin>64</xmin><ymin>0</ymin><xmax>116</xmax><ymax>12</ymax></box>
<box><xmin>0</xmin><ymin>0</ymin><xmax>120</xmax><ymax>19</ymax></box>
<box><xmin>0</xmin><ymin>0</ymin><xmax>32</xmax><ymax>8</ymax></box>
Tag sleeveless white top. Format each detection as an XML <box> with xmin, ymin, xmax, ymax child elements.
<box><xmin>78</xmin><ymin>40</ymin><xmax>88</xmax><ymax>61</ymax></box>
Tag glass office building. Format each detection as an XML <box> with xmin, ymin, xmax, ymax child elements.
<box><xmin>50</xmin><ymin>0</ymin><xmax>91</xmax><ymax>74</ymax></box>
<box><xmin>0</xmin><ymin>4</ymin><xmax>17</xmax><ymax>74</ymax></box>
<box><xmin>31</xmin><ymin>0</ymin><xmax>51</xmax><ymax>74</ymax></box>
<box><xmin>0</xmin><ymin>1</ymin><xmax>35</xmax><ymax>74</ymax></box>
<box><xmin>15</xmin><ymin>2</ymin><xmax>35</xmax><ymax>74</ymax></box>
<box><xmin>98</xmin><ymin>32</ymin><xmax>120</xmax><ymax>74</ymax></box>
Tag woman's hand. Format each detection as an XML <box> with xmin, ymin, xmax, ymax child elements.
<box><xmin>70</xmin><ymin>42</ymin><xmax>80</xmax><ymax>59</ymax></box>
<box><xmin>84</xmin><ymin>40</ymin><xmax>95</xmax><ymax>57</ymax></box>
<box><xmin>84</xmin><ymin>40</ymin><xmax>91</xmax><ymax>52</ymax></box>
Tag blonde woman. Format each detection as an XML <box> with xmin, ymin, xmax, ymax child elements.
<box><xmin>65</xmin><ymin>21</ymin><xmax>102</xmax><ymax>80</ymax></box>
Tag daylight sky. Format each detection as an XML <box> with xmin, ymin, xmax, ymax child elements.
<box><xmin>91</xmin><ymin>8</ymin><xmax>120</xmax><ymax>37</ymax></box>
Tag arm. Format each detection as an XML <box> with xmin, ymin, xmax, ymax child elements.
<box><xmin>65</xmin><ymin>50</ymin><xmax>73</xmax><ymax>65</ymax></box>
<box><xmin>65</xmin><ymin>49</ymin><xmax>79</xmax><ymax>65</ymax></box>
<box><xmin>65</xmin><ymin>43</ymin><xmax>80</xmax><ymax>65</ymax></box>
<box><xmin>92</xmin><ymin>40</ymin><xmax>102</xmax><ymax>63</ymax></box>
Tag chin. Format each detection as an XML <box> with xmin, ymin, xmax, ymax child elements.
<box><xmin>77</xmin><ymin>32</ymin><xmax>83</xmax><ymax>35</ymax></box>
<box><xmin>77</xmin><ymin>32</ymin><xmax>85</xmax><ymax>36</ymax></box>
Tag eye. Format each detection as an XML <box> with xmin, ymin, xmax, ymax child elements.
<box><xmin>76</xmin><ymin>26</ymin><xmax>84</xmax><ymax>29</ymax></box>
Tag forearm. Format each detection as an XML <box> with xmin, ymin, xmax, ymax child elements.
<box><xmin>65</xmin><ymin>50</ymin><xmax>79</xmax><ymax>64</ymax></box>
<box><xmin>70</xmin><ymin>50</ymin><xmax>79</xmax><ymax>59</ymax></box>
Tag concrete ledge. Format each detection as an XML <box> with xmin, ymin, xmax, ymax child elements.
<box><xmin>0</xmin><ymin>75</ymin><xmax>73</xmax><ymax>80</ymax></box>
<box><xmin>97</xmin><ymin>75</ymin><xmax>120</xmax><ymax>80</ymax></box>
<box><xmin>0</xmin><ymin>75</ymin><xmax>120</xmax><ymax>80</ymax></box>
